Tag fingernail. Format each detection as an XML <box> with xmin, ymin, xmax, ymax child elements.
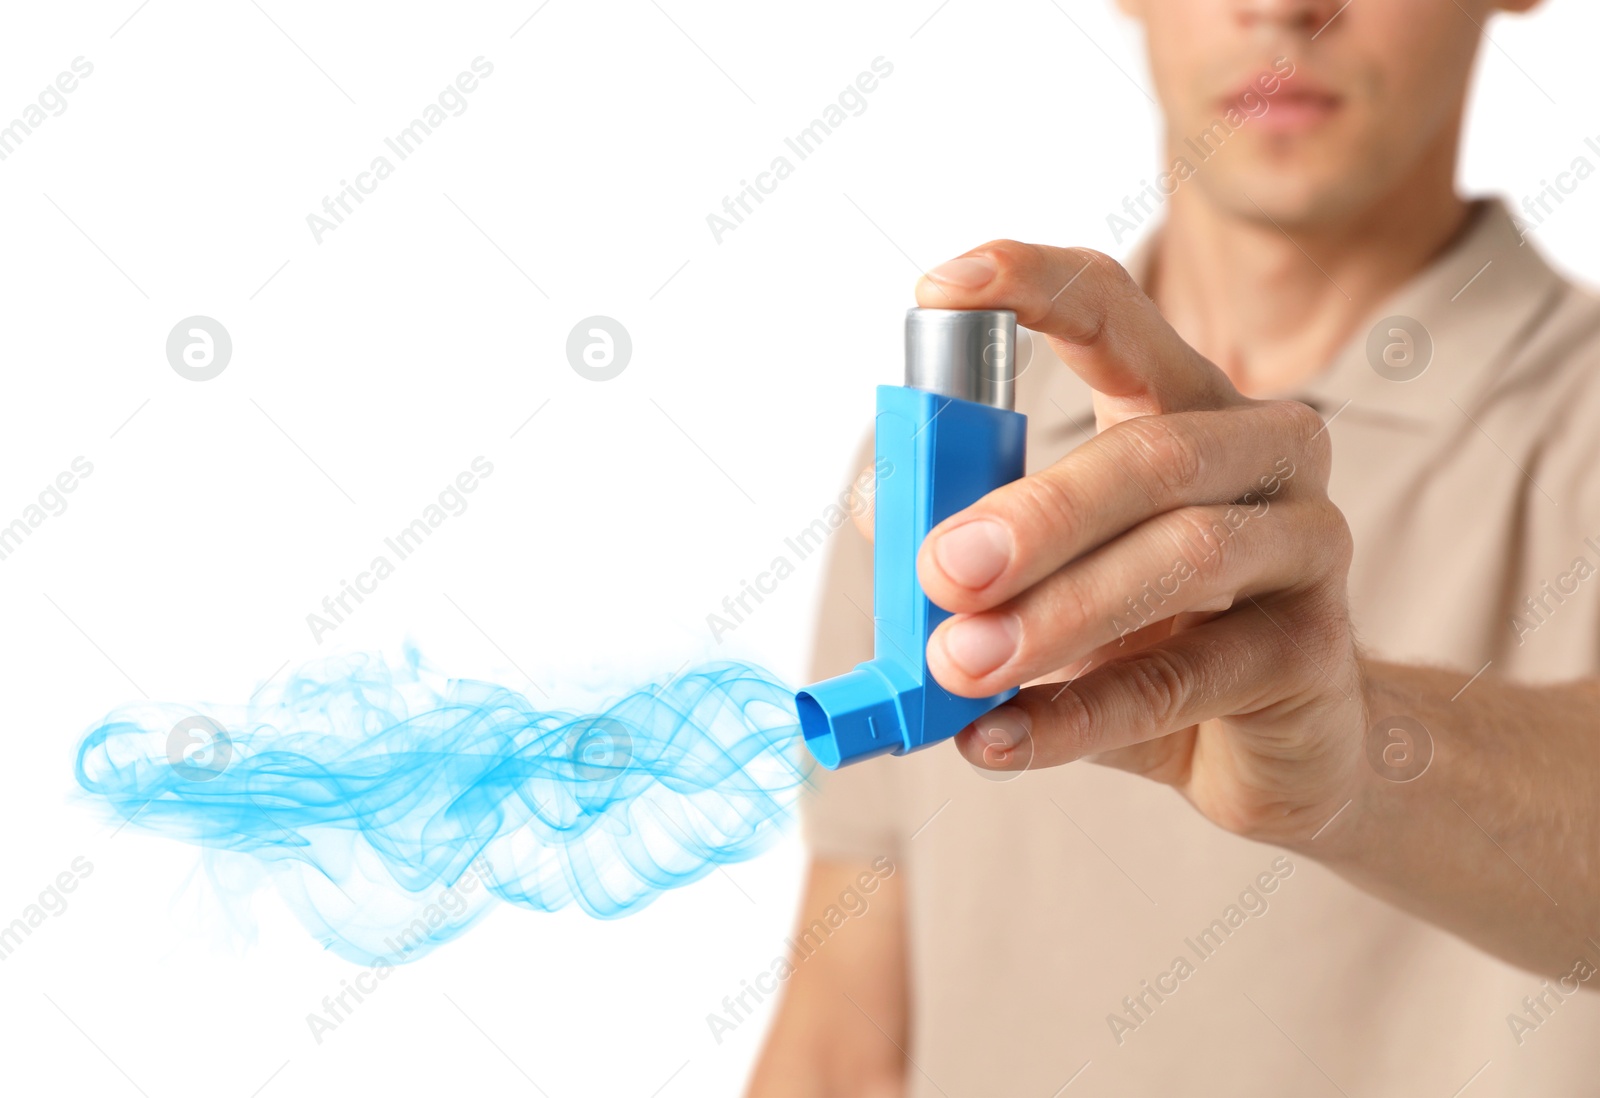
<box><xmin>934</xmin><ymin>519</ymin><xmax>1012</xmax><ymax>589</ymax></box>
<box><xmin>975</xmin><ymin>705</ymin><xmax>1031</xmax><ymax>750</ymax></box>
<box><xmin>943</xmin><ymin>613</ymin><xmax>1020</xmax><ymax>678</ymax></box>
<box><xmin>924</xmin><ymin>255</ymin><xmax>996</xmax><ymax>290</ymax></box>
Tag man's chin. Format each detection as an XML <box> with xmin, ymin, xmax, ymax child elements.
<box><xmin>1199</xmin><ymin>164</ymin><xmax>1373</xmax><ymax>233</ymax></box>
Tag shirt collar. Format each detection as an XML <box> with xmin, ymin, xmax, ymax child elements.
<box><xmin>1061</xmin><ymin>199</ymin><xmax>1569</xmax><ymax>432</ymax></box>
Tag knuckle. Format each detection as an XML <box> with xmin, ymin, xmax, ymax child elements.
<box><xmin>1317</xmin><ymin>502</ymin><xmax>1354</xmax><ymax>572</ymax></box>
<box><xmin>1011</xmin><ymin>468</ymin><xmax>1086</xmax><ymax>552</ymax></box>
<box><xmin>1298</xmin><ymin>592</ymin><xmax>1352</xmax><ymax>669</ymax></box>
<box><xmin>1268</xmin><ymin>583</ymin><xmax>1350</xmax><ymax>681</ymax></box>
<box><xmin>1287</xmin><ymin>498</ymin><xmax>1353</xmax><ymax>581</ymax></box>
<box><xmin>1118</xmin><ymin>414</ymin><xmax>1204</xmax><ymax>499</ymax></box>
<box><xmin>1066</xmin><ymin>247</ymin><xmax>1134</xmax><ymax>288</ymax></box>
<box><xmin>1276</xmin><ymin>398</ymin><xmax>1332</xmax><ymax>476</ymax></box>
<box><xmin>1013</xmin><ymin>247</ymin><xmax>1137</xmax><ymax>342</ymax></box>
<box><xmin>1044</xmin><ymin>568</ymin><xmax>1100</xmax><ymax>642</ymax></box>
<box><xmin>1173</xmin><ymin>507</ymin><xmax>1238</xmax><ymax>582</ymax></box>
<box><xmin>1065</xmin><ymin>248</ymin><xmax>1141</xmax><ymax>318</ymax></box>
<box><xmin>1043</xmin><ymin>682</ymin><xmax>1099</xmax><ymax>758</ymax></box>
<box><xmin>979</xmin><ymin>238</ymin><xmax>1041</xmax><ymax>281</ymax></box>
<box><xmin>1121</xmin><ymin>647</ymin><xmax>1193</xmax><ymax>728</ymax></box>
<box><xmin>1277</xmin><ymin>396</ymin><xmax>1324</xmax><ymax>438</ymax></box>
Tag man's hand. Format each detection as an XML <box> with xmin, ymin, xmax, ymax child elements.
<box><xmin>845</xmin><ymin>240</ymin><xmax>1600</xmax><ymax>978</ymax></box>
<box><xmin>910</xmin><ymin>241</ymin><xmax>1368</xmax><ymax>848</ymax></box>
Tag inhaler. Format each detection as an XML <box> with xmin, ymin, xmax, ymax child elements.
<box><xmin>797</xmin><ymin>308</ymin><xmax>1027</xmax><ymax>769</ymax></box>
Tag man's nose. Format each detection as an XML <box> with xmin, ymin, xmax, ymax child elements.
<box><xmin>1231</xmin><ymin>0</ymin><xmax>1344</xmax><ymax>35</ymax></box>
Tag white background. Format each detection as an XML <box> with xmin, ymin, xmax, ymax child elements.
<box><xmin>0</xmin><ymin>1</ymin><xmax>1596</xmax><ymax>1095</ymax></box>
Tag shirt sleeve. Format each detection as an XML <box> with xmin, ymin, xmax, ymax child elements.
<box><xmin>798</xmin><ymin>435</ymin><xmax>906</xmax><ymax>863</ymax></box>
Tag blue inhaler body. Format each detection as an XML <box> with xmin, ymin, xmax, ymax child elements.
<box><xmin>798</xmin><ymin>308</ymin><xmax>1027</xmax><ymax>769</ymax></box>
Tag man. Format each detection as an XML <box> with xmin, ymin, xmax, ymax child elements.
<box><xmin>750</xmin><ymin>0</ymin><xmax>1600</xmax><ymax>1094</ymax></box>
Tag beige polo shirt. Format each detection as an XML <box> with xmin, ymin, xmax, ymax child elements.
<box><xmin>801</xmin><ymin>199</ymin><xmax>1600</xmax><ymax>1097</ymax></box>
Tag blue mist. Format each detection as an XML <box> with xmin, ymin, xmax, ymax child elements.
<box><xmin>74</xmin><ymin>650</ymin><xmax>807</xmax><ymax>963</ymax></box>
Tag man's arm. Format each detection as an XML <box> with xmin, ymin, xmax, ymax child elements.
<box><xmin>1312</xmin><ymin>661</ymin><xmax>1600</xmax><ymax>976</ymax></box>
<box><xmin>747</xmin><ymin>857</ymin><xmax>908</xmax><ymax>1098</ymax></box>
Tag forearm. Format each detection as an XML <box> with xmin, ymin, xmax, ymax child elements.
<box><xmin>747</xmin><ymin>1026</ymin><xmax>904</xmax><ymax>1098</ymax></box>
<box><xmin>1300</xmin><ymin>659</ymin><xmax>1600</xmax><ymax>976</ymax></box>
<box><xmin>747</xmin><ymin>858</ymin><xmax>908</xmax><ymax>1098</ymax></box>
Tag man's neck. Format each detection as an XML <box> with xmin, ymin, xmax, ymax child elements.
<box><xmin>1148</xmin><ymin>152</ymin><xmax>1472</xmax><ymax>398</ymax></box>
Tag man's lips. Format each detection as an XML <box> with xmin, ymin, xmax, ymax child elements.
<box><xmin>1219</xmin><ymin>72</ymin><xmax>1343</xmax><ymax>135</ymax></box>
<box><xmin>1257</xmin><ymin>91</ymin><xmax>1342</xmax><ymax>134</ymax></box>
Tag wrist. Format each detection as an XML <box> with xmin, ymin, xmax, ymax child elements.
<box><xmin>1285</xmin><ymin>657</ymin><xmax>1470</xmax><ymax>873</ymax></box>
<box><xmin>1281</xmin><ymin>655</ymin><xmax>1385</xmax><ymax>861</ymax></box>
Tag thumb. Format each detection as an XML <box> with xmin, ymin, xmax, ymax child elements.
<box><xmin>849</xmin><ymin>461</ymin><xmax>877</xmax><ymax>543</ymax></box>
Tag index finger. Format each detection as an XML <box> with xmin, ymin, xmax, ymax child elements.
<box><xmin>915</xmin><ymin>240</ymin><xmax>1244</xmax><ymax>422</ymax></box>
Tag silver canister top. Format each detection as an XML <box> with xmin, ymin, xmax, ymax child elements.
<box><xmin>904</xmin><ymin>308</ymin><xmax>1017</xmax><ymax>411</ymax></box>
